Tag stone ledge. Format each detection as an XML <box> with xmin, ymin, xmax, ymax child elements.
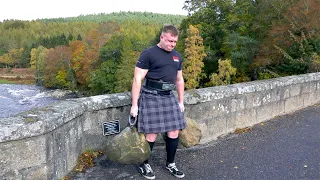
<box><xmin>1</xmin><ymin>73</ymin><xmax>320</xmax><ymax>143</ymax></box>
<box><xmin>0</xmin><ymin>92</ymin><xmax>132</xmax><ymax>143</ymax></box>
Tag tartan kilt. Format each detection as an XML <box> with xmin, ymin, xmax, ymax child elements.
<box><xmin>137</xmin><ymin>87</ymin><xmax>186</xmax><ymax>134</ymax></box>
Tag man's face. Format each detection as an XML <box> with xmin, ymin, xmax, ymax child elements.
<box><xmin>160</xmin><ymin>32</ymin><xmax>178</xmax><ymax>52</ymax></box>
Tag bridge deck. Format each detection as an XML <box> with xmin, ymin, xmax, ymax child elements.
<box><xmin>68</xmin><ymin>104</ymin><xmax>320</xmax><ymax>180</ymax></box>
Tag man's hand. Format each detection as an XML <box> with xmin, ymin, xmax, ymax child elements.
<box><xmin>130</xmin><ymin>105</ymin><xmax>138</xmax><ymax>117</ymax></box>
<box><xmin>178</xmin><ymin>103</ymin><xmax>185</xmax><ymax>112</ymax></box>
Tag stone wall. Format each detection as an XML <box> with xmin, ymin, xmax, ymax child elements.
<box><xmin>1</xmin><ymin>73</ymin><xmax>320</xmax><ymax>179</ymax></box>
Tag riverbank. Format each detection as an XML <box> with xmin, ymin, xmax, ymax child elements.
<box><xmin>0</xmin><ymin>68</ymin><xmax>35</xmax><ymax>84</ymax></box>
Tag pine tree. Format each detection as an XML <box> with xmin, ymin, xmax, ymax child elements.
<box><xmin>183</xmin><ymin>25</ymin><xmax>206</xmax><ymax>89</ymax></box>
<box><xmin>210</xmin><ymin>59</ymin><xmax>236</xmax><ymax>86</ymax></box>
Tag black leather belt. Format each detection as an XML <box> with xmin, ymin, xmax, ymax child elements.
<box><xmin>143</xmin><ymin>78</ymin><xmax>176</xmax><ymax>91</ymax></box>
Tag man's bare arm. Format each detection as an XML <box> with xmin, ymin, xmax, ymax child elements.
<box><xmin>130</xmin><ymin>67</ymin><xmax>148</xmax><ymax>116</ymax></box>
<box><xmin>176</xmin><ymin>70</ymin><xmax>184</xmax><ymax>104</ymax></box>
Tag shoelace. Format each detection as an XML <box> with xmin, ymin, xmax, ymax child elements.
<box><xmin>168</xmin><ymin>163</ymin><xmax>179</xmax><ymax>171</ymax></box>
<box><xmin>145</xmin><ymin>164</ymin><xmax>154</xmax><ymax>173</ymax></box>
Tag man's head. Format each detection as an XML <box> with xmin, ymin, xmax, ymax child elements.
<box><xmin>158</xmin><ymin>25</ymin><xmax>179</xmax><ymax>52</ymax></box>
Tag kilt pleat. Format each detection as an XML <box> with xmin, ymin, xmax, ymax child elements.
<box><xmin>137</xmin><ymin>87</ymin><xmax>186</xmax><ymax>133</ymax></box>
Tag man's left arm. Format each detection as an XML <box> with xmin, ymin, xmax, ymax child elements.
<box><xmin>176</xmin><ymin>70</ymin><xmax>185</xmax><ymax>112</ymax></box>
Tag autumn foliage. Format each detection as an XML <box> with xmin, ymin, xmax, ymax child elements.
<box><xmin>1</xmin><ymin>3</ymin><xmax>320</xmax><ymax>93</ymax></box>
<box><xmin>183</xmin><ymin>25</ymin><xmax>206</xmax><ymax>89</ymax></box>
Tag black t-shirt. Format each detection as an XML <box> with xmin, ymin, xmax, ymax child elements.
<box><xmin>136</xmin><ymin>46</ymin><xmax>183</xmax><ymax>83</ymax></box>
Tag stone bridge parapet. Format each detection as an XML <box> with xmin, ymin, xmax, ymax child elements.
<box><xmin>1</xmin><ymin>73</ymin><xmax>320</xmax><ymax>179</ymax></box>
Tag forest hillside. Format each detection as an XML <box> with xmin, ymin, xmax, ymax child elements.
<box><xmin>1</xmin><ymin>0</ymin><xmax>320</xmax><ymax>95</ymax></box>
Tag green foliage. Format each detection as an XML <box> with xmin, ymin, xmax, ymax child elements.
<box><xmin>114</xmin><ymin>50</ymin><xmax>139</xmax><ymax>93</ymax></box>
<box><xmin>40</xmin><ymin>12</ymin><xmax>186</xmax><ymax>26</ymax></box>
<box><xmin>3</xmin><ymin>2</ymin><xmax>320</xmax><ymax>94</ymax></box>
<box><xmin>183</xmin><ymin>25</ymin><xmax>206</xmax><ymax>89</ymax></box>
<box><xmin>274</xmin><ymin>31</ymin><xmax>320</xmax><ymax>75</ymax></box>
<box><xmin>100</xmin><ymin>35</ymin><xmax>124</xmax><ymax>62</ymax></box>
<box><xmin>3</xmin><ymin>20</ymin><xmax>26</xmax><ymax>29</ymax></box>
<box><xmin>309</xmin><ymin>53</ymin><xmax>320</xmax><ymax>72</ymax></box>
<box><xmin>38</xmin><ymin>34</ymin><xmax>71</xmax><ymax>48</ymax></box>
<box><xmin>55</xmin><ymin>67</ymin><xmax>71</xmax><ymax>88</ymax></box>
<box><xmin>89</xmin><ymin>61</ymin><xmax>117</xmax><ymax>95</ymax></box>
<box><xmin>114</xmin><ymin>36</ymin><xmax>134</xmax><ymax>93</ymax></box>
<box><xmin>31</xmin><ymin>46</ymin><xmax>47</xmax><ymax>85</ymax></box>
<box><xmin>209</xmin><ymin>59</ymin><xmax>237</xmax><ymax>86</ymax></box>
<box><xmin>95</xmin><ymin>21</ymin><xmax>159</xmax><ymax>94</ymax></box>
<box><xmin>0</xmin><ymin>79</ymin><xmax>12</xmax><ymax>84</ymax></box>
<box><xmin>222</xmin><ymin>32</ymin><xmax>259</xmax><ymax>72</ymax></box>
<box><xmin>258</xmin><ymin>72</ymin><xmax>273</xmax><ymax>80</ymax></box>
<box><xmin>180</xmin><ymin>0</ymin><xmax>259</xmax><ymax>85</ymax></box>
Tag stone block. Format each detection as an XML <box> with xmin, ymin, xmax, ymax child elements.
<box><xmin>270</xmin><ymin>88</ymin><xmax>281</xmax><ymax>102</ymax></box>
<box><xmin>230</xmin><ymin>97</ymin><xmax>246</xmax><ymax>112</ymax></box>
<box><xmin>233</xmin><ymin>109</ymin><xmax>257</xmax><ymax>129</ymax></box>
<box><xmin>289</xmin><ymin>84</ymin><xmax>301</xmax><ymax>97</ymax></box>
<box><xmin>212</xmin><ymin>99</ymin><xmax>231</xmax><ymax>116</ymax></box>
<box><xmin>272</xmin><ymin>101</ymin><xmax>285</xmax><ymax>117</ymax></box>
<box><xmin>282</xmin><ymin>87</ymin><xmax>290</xmax><ymax>99</ymax></box>
<box><xmin>302</xmin><ymin>92</ymin><xmax>319</xmax><ymax>107</ymax></box>
<box><xmin>284</xmin><ymin>96</ymin><xmax>304</xmax><ymax>113</ymax></box>
<box><xmin>207</xmin><ymin>116</ymin><xmax>227</xmax><ymax>138</ymax></box>
<box><xmin>246</xmin><ymin>92</ymin><xmax>262</xmax><ymax>109</ymax></box>
<box><xmin>256</xmin><ymin>104</ymin><xmax>274</xmax><ymax>123</ymax></box>
<box><xmin>0</xmin><ymin>136</ymin><xmax>46</xmax><ymax>178</ymax></box>
<box><xmin>185</xmin><ymin>101</ymin><xmax>218</xmax><ymax>120</ymax></box>
<box><xmin>301</xmin><ymin>82</ymin><xmax>317</xmax><ymax>94</ymax></box>
<box><xmin>261</xmin><ymin>91</ymin><xmax>272</xmax><ymax>105</ymax></box>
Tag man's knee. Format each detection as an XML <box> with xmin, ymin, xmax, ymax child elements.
<box><xmin>145</xmin><ymin>133</ymin><xmax>157</xmax><ymax>142</ymax></box>
<box><xmin>167</xmin><ymin>130</ymin><xmax>179</xmax><ymax>139</ymax></box>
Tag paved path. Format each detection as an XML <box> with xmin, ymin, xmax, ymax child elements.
<box><xmin>68</xmin><ymin>104</ymin><xmax>320</xmax><ymax>180</ymax></box>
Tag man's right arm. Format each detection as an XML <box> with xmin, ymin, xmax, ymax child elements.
<box><xmin>130</xmin><ymin>67</ymin><xmax>148</xmax><ymax>117</ymax></box>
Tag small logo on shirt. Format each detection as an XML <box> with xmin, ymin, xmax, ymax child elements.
<box><xmin>173</xmin><ymin>56</ymin><xmax>179</xmax><ymax>62</ymax></box>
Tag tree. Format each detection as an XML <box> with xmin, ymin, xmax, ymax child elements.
<box><xmin>180</xmin><ymin>0</ymin><xmax>259</xmax><ymax>85</ymax></box>
<box><xmin>43</xmin><ymin>46</ymin><xmax>71</xmax><ymax>88</ymax></box>
<box><xmin>210</xmin><ymin>59</ymin><xmax>237</xmax><ymax>86</ymax></box>
<box><xmin>114</xmin><ymin>37</ymin><xmax>140</xmax><ymax>93</ymax></box>
<box><xmin>254</xmin><ymin>0</ymin><xmax>320</xmax><ymax>76</ymax></box>
<box><xmin>30</xmin><ymin>46</ymin><xmax>47</xmax><ymax>85</ymax></box>
<box><xmin>183</xmin><ymin>25</ymin><xmax>206</xmax><ymax>89</ymax></box>
<box><xmin>222</xmin><ymin>32</ymin><xmax>259</xmax><ymax>78</ymax></box>
<box><xmin>89</xmin><ymin>60</ymin><xmax>118</xmax><ymax>95</ymax></box>
<box><xmin>69</xmin><ymin>40</ymin><xmax>86</xmax><ymax>88</ymax></box>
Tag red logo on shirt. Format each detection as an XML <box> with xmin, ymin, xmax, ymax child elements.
<box><xmin>173</xmin><ymin>56</ymin><xmax>179</xmax><ymax>62</ymax></box>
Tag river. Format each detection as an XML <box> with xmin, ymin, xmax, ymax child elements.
<box><xmin>0</xmin><ymin>84</ymin><xmax>72</xmax><ymax>118</ymax></box>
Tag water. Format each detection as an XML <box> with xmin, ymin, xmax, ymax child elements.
<box><xmin>0</xmin><ymin>84</ymin><xmax>63</xmax><ymax>118</ymax></box>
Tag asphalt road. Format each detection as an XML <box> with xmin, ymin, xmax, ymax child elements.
<box><xmin>68</xmin><ymin>104</ymin><xmax>320</xmax><ymax>180</ymax></box>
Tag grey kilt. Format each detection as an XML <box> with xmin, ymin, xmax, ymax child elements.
<box><xmin>137</xmin><ymin>87</ymin><xmax>186</xmax><ymax>134</ymax></box>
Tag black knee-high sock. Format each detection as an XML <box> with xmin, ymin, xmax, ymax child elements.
<box><xmin>143</xmin><ymin>141</ymin><xmax>155</xmax><ymax>164</ymax></box>
<box><xmin>166</xmin><ymin>137</ymin><xmax>179</xmax><ymax>164</ymax></box>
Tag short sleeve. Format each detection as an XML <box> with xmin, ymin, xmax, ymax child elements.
<box><xmin>136</xmin><ymin>50</ymin><xmax>150</xmax><ymax>69</ymax></box>
<box><xmin>178</xmin><ymin>54</ymin><xmax>183</xmax><ymax>71</ymax></box>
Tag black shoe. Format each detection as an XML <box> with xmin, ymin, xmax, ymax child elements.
<box><xmin>166</xmin><ymin>163</ymin><xmax>185</xmax><ymax>178</ymax></box>
<box><xmin>138</xmin><ymin>163</ymin><xmax>155</xmax><ymax>180</ymax></box>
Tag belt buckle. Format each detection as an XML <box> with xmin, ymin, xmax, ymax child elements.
<box><xmin>162</xmin><ymin>83</ymin><xmax>174</xmax><ymax>91</ymax></box>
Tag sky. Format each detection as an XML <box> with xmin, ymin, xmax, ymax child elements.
<box><xmin>0</xmin><ymin>0</ymin><xmax>188</xmax><ymax>21</ymax></box>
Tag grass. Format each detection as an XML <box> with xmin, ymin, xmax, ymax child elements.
<box><xmin>0</xmin><ymin>77</ymin><xmax>35</xmax><ymax>85</ymax></box>
<box><xmin>0</xmin><ymin>68</ymin><xmax>36</xmax><ymax>85</ymax></box>
<box><xmin>0</xmin><ymin>79</ymin><xmax>14</xmax><ymax>84</ymax></box>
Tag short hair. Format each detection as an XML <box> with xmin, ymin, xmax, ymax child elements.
<box><xmin>162</xmin><ymin>24</ymin><xmax>179</xmax><ymax>36</ymax></box>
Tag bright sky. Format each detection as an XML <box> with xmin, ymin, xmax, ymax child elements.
<box><xmin>0</xmin><ymin>0</ymin><xmax>188</xmax><ymax>21</ymax></box>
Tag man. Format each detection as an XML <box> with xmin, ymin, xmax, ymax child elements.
<box><xmin>130</xmin><ymin>24</ymin><xmax>186</xmax><ymax>179</ymax></box>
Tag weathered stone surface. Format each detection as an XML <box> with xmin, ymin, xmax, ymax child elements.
<box><xmin>2</xmin><ymin>72</ymin><xmax>320</xmax><ymax>179</ymax></box>
<box><xmin>179</xmin><ymin>117</ymin><xmax>202</xmax><ymax>147</ymax></box>
<box><xmin>105</xmin><ymin>127</ymin><xmax>150</xmax><ymax>164</ymax></box>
